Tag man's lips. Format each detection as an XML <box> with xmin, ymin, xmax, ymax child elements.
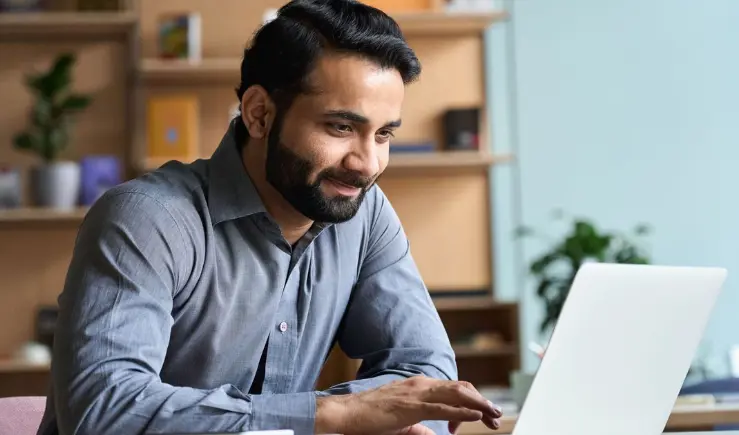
<box><xmin>326</xmin><ymin>178</ymin><xmax>362</xmax><ymax>196</ymax></box>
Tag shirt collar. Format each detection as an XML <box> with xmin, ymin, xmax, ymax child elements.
<box><xmin>207</xmin><ymin>119</ymin><xmax>267</xmax><ymax>225</ymax></box>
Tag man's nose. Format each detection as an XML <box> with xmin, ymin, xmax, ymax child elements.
<box><xmin>343</xmin><ymin>138</ymin><xmax>380</xmax><ymax>178</ymax></box>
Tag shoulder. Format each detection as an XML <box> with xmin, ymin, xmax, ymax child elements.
<box><xmin>342</xmin><ymin>183</ymin><xmax>404</xmax><ymax>253</ymax></box>
<box><xmin>361</xmin><ymin>183</ymin><xmax>401</xmax><ymax>234</ymax></box>
<box><xmin>84</xmin><ymin>161</ymin><xmax>208</xmax><ymax>244</ymax></box>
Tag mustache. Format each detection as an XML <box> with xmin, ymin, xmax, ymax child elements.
<box><xmin>319</xmin><ymin>169</ymin><xmax>377</xmax><ymax>189</ymax></box>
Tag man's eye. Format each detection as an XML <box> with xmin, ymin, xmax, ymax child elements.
<box><xmin>332</xmin><ymin>123</ymin><xmax>353</xmax><ymax>133</ymax></box>
<box><xmin>377</xmin><ymin>130</ymin><xmax>395</xmax><ymax>139</ymax></box>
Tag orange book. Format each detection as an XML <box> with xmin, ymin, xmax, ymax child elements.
<box><xmin>146</xmin><ymin>95</ymin><xmax>199</xmax><ymax>161</ymax></box>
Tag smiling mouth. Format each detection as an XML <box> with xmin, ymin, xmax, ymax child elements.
<box><xmin>326</xmin><ymin>178</ymin><xmax>362</xmax><ymax>196</ymax></box>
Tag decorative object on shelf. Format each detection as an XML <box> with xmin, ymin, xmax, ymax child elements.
<box><xmin>0</xmin><ymin>166</ymin><xmax>21</xmax><ymax>209</ymax></box>
<box><xmin>443</xmin><ymin>107</ymin><xmax>480</xmax><ymax>151</ymax></box>
<box><xmin>12</xmin><ymin>341</ymin><xmax>51</xmax><ymax>366</ymax></box>
<box><xmin>262</xmin><ymin>8</ymin><xmax>278</xmax><ymax>24</ymax></box>
<box><xmin>516</xmin><ymin>211</ymin><xmax>652</xmax><ymax>336</ymax></box>
<box><xmin>146</xmin><ymin>94</ymin><xmax>200</xmax><ymax>164</ymax></box>
<box><xmin>452</xmin><ymin>331</ymin><xmax>506</xmax><ymax>351</ymax></box>
<box><xmin>35</xmin><ymin>306</ymin><xmax>58</xmax><ymax>351</ymax></box>
<box><xmin>157</xmin><ymin>12</ymin><xmax>202</xmax><ymax>62</ymax></box>
<box><xmin>79</xmin><ymin>155</ymin><xmax>122</xmax><ymax>206</ymax></box>
<box><xmin>0</xmin><ymin>0</ymin><xmax>41</xmax><ymax>12</ymax></box>
<box><xmin>12</xmin><ymin>52</ymin><xmax>92</xmax><ymax>210</ymax></box>
<box><xmin>390</xmin><ymin>141</ymin><xmax>436</xmax><ymax>153</ymax></box>
<box><xmin>76</xmin><ymin>0</ymin><xmax>121</xmax><ymax>10</ymax></box>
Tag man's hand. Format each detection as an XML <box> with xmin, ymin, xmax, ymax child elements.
<box><xmin>315</xmin><ymin>376</ymin><xmax>502</xmax><ymax>434</ymax></box>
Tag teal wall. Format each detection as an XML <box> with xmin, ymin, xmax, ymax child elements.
<box><xmin>487</xmin><ymin>0</ymin><xmax>739</xmax><ymax>376</ymax></box>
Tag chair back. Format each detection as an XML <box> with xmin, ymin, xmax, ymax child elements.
<box><xmin>0</xmin><ymin>396</ymin><xmax>46</xmax><ymax>435</ymax></box>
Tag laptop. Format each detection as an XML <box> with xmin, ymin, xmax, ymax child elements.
<box><xmin>513</xmin><ymin>262</ymin><xmax>727</xmax><ymax>435</ymax></box>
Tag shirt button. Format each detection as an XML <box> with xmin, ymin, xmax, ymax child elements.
<box><xmin>279</xmin><ymin>321</ymin><xmax>288</xmax><ymax>332</ymax></box>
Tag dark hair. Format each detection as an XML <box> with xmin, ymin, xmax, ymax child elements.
<box><xmin>234</xmin><ymin>0</ymin><xmax>421</xmax><ymax>142</ymax></box>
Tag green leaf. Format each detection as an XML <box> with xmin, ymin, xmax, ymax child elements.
<box><xmin>31</xmin><ymin>98</ymin><xmax>53</xmax><ymax>128</ymax></box>
<box><xmin>25</xmin><ymin>53</ymin><xmax>76</xmax><ymax>99</ymax></box>
<box><xmin>514</xmin><ymin>225</ymin><xmax>534</xmax><ymax>238</ymax></box>
<box><xmin>530</xmin><ymin>251</ymin><xmax>562</xmax><ymax>275</ymax></box>
<box><xmin>535</xmin><ymin>278</ymin><xmax>553</xmax><ymax>298</ymax></box>
<box><xmin>13</xmin><ymin>132</ymin><xmax>37</xmax><ymax>152</ymax></box>
<box><xmin>62</xmin><ymin>94</ymin><xmax>91</xmax><ymax>111</ymax></box>
<box><xmin>634</xmin><ymin>223</ymin><xmax>652</xmax><ymax>235</ymax></box>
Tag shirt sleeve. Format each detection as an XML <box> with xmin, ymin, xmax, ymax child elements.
<box><xmin>49</xmin><ymin>190</ymin><xmax>316</xmax><ymax>435</ymax></box>
<box><xmin>318</xmin><ymin>186</ymin><xmax>458</xmax><ymax>434</ymax></box>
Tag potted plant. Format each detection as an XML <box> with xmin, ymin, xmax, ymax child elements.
<box><xmin>13</xmin><ymin>53</ymin><xmax>92</xmax><ymax>210</ymax></box>
<box><xmin>507</xmin><ymin>212</ymin><xmax>652</xmax><ymax>407</ymax></box>
<box><xmin>516</xmin><ymin>212</ymin><xmax>652</xmax><ymax>336</ymax></box>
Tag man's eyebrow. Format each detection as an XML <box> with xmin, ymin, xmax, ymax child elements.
<box><xmin>324</xmin><ymin>110</ymin><xmax>402</xmax><ymax>128</ymax></box>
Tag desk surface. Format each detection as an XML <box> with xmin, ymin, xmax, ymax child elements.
<box><xmin>458</xmin><ymin>402</ymin><xmax>739</xmax><ymax>434</ymax></box>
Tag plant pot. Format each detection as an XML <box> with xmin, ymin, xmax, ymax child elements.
<box><xmin>31</xmin><ymin>161</ymin><xmax>81</xmax><ymax>210</ymax></box>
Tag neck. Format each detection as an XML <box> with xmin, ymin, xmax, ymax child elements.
<box><xmin>242</xmin><ymin>142</ymin><xmax>313</xmax><ymax>245</ymax></box>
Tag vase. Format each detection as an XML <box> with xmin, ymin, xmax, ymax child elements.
<box><xmin>31</xmin><ymin>161</ymin><xmax>81</xmax><ymax>210</ymax></box>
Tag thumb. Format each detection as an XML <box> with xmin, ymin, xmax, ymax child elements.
<box><xmin>399</xmin><ymin>423</ymin><xmax>436</xmax><ymax>435</ymax></box>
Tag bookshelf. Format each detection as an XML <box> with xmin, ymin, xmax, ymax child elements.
<box><xmin>139</xmin><ymin>151</ymin><xmax>513</xmax><ymax>174</ymax></box>
<box><xmin>0</xmin><ymin>11</ymin><xmax>137</xmax><ymax>39</ymax></box>
<box><xmin>0</xmin><ymin>207</ymin><xmax>88</xmax><ymax>224</ymax></box>
<box><xmin>391</xmin><ymin>10</ymin><xmax>507</xmax><ymax>35</ymax></box>
<box><xmin>0</xmin><ymin>0</ymin><xmax>520</xmax><ymax>396</ymax></box>
<box><xmin>138</xmin><ymin>58</ymin><xmax>240</xmax><ymax>83</ymax></box>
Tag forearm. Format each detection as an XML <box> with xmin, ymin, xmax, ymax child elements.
<box><xmin>57</xmin><ymin>369</ymin><xmax>316</xmax><ymax>434</ymax></box>
<box><xmin>317</xmin><ymin>362</ymin><xmax>454</xmax><ymax>435</ymax></box>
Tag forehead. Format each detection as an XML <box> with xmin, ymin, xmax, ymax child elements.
<box><xmin>296</xmin><ymin>53</ymin><xmax>405</xmax><ymax>119</ymax></box>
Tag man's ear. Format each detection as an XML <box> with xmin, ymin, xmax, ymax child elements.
<box><xmin>240</xmin><ymin>85</ymin><xmax>275</xmax><ymax>140</ymax></box>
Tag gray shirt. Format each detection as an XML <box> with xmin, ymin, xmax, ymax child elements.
<box><xmin>38</xmin><ymin>121</ymin><xmax>457</xmax><ymax>435</ymax></box>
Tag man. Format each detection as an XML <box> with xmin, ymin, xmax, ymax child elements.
<box><xmin>37</xmin><ymin>0</ymin><xmax>502</xmax><ymax>434</ymax></box>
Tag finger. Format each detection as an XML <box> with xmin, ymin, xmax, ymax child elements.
<box><xmin>418</xmin><ymin>402</ymin><xmax>483</xmax><ymax>423</ymax></box>
<box><xmin>448</xmin><ymin>421</ymin><xmax>461</xmax><ymax>434</ymax></box>
<box><xmin>482</xmin><ymin>414</ymin><xmax>501</xmax><ymax>430</ymax></box>
<box><xmin>403</xmin><ymin>423</ymin><xmax>435</xmax><ymax>435</ymax></box>
<box><xmin>457</xmin><ymin>382</ymin><xmax>503</xmax><ymax>419</ymax></box>
<box><xmin>430</xmin><ymin>382</ymin><xmax>498</xmax><ymax>417</ymax></box>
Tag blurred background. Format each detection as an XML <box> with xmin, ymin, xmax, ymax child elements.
<box><xmin>0</xmin><ymin>0</ymin><xmax>738</xmax><ymax>430</ymax></box>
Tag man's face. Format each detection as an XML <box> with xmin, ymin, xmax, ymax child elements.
<box><xmin>265</xmin><ymin>53</ymin><xmax>405</xmax><ymax>223</ymax></box>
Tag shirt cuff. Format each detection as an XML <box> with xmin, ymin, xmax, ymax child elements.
<box><xmin>249</xmin><ymin>391</ymin><xmax>316</xmax><ymax>434</ymax></box>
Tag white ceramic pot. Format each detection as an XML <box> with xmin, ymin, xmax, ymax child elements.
<box><xmin>31</xmin><ymin>161</ymin><xmax>81</xmax><ymax>209</ymax></box>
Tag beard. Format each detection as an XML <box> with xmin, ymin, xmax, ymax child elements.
<box><xmin>264</xmin><ymin>118</ymin><xmax>377</xmax><ymax>224</ymax></box>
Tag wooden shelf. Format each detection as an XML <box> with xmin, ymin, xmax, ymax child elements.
<box><xmin>135</xmin><ymin>11</ymin><xmax>508</xmax><ymax>81</ymax></box>
<box><xmin>453</xmin><ymin>344</ymin><xmax>518</xmax><ymax>358</ymax></box>
<box><xmin>387</xmin><ymin>151</ymin><xmax>511</xmax><ymax>171</ymax></box>
<box><xmin>138</xmin><ymin>58</ymin><xmax>240</xmax><ymax>83</ymax></box>
<box><xmin>0</xmin><ymin>207</ymin><xmax>88</xmax><ymax>224</ymax></box>
<box><xmin>0</xmin><ymin>11</ymin><xmax>138</xmax><ymax>39</ymax></box>
<box><xmin>434</xmin><ymin>296</ymin><xmax>516</xmax><ymax>311</ymax></box>
<box><xmin>393</xmin><ymin>10</ymin><xmax>508</xmax><ymax>36</ymax></box>
<box><xmin>0</xmin><ymin>359</ymin><xmax>49</xmax><ymax>373</ymax></box>
<box><xmin>137</xmin><ymin>151</ymin><xmax>510</xmax><ymax>173</ymax></box>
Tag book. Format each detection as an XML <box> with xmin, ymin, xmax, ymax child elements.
<box><xmin>146</xmin><ymin>95</ymin><xmax>200</xmax><ymax>163</ymax></box>
<box><xmin>157</xmin><ymin>12</ymin><xmax>202</xmax><ymax>61</ymax></box>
